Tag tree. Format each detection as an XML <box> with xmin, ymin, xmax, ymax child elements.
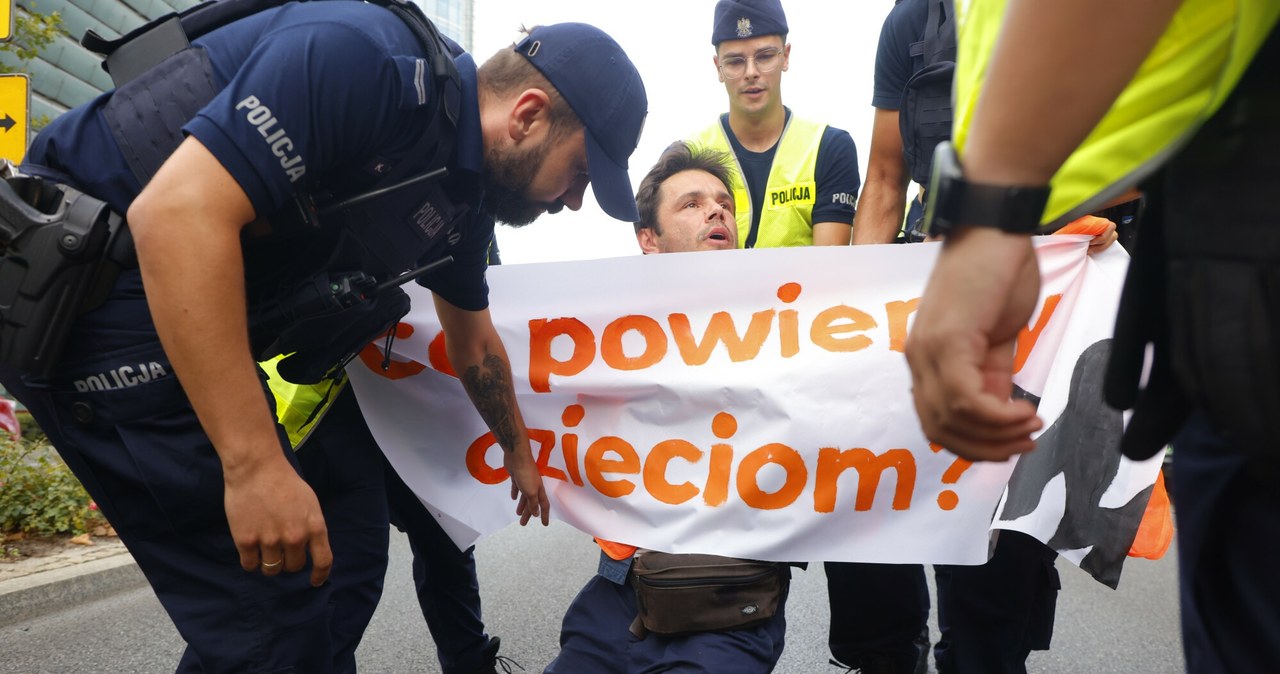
<box><xmin>0</xmin><ymin>3</ymin><xmax>64</xmax><ymax>131</ymax></box>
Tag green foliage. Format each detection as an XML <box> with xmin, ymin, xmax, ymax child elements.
<box><xmin>0</xmin><ymin>432</ymin><xmax>105</xmax><ymax>536</ymax></box>
<box><xmin>0</xmin><ymin>5</ymin><xmax>63</xmax><ymax>74</ymax></box>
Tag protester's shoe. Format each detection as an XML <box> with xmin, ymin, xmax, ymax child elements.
<box><xmin>912</xmin><ymin>627</ymin><xmax>931</xmax><ymax>674</ymax></box>
<box><xmin>472</xmin><ymin>637</ymin><xmax>524</xmax><ymax>674</ymax></box>
<box><xmin>828</xmin><ymin>655</ymin><xmax>899</xmax><ymax>674</ymax></box>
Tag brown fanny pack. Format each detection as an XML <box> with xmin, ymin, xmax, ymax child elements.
<box><xmin>627</xmin><ymin>552</ymin><xmax>789</xmax><ymax>637</ymax></box>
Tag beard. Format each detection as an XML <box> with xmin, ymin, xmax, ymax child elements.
<box><xmin>483</xmin><ymin>140</ymin><xmax>554</xmax><ymax>228</ymax></box>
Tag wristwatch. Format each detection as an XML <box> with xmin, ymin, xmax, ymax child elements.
<box><xmin>922</xmin><ymin>141</ymin><xmax>1050</xmax><ymax>237</ymax></box>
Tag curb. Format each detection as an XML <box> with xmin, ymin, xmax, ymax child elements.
<box><xmin>0</xmin><ymin>551</ymin><xmax>147</xmax><ymax>629</ymax></box>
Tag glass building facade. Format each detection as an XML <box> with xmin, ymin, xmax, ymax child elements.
<box><xmin>412</xmin><ymin>0</ymin><xmax>475</xmax><ymax>52</ymax></box>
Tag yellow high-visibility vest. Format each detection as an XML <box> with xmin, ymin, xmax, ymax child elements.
<box><xmin>952</xmin><ymin>0</ymin><xmax>1280</xmax><ymax>227</ymax></box>
<box><xmin>691</xmin><ymin>115</ymin><xmax>826</xmax><ymax>249</ymax></box>
<box><xmin>261</xmin><ymin>356</ymin><xmax>345</xmax><ymax>450</ymax></box>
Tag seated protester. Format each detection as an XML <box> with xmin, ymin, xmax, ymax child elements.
<box><xmin>544</xmin><ymin>142</ymin><xmax>789</xmax><ymax>674</ymax></box>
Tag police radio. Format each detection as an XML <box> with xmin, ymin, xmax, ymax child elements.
<box><xmin>0</xmin><ymin>169</ymin><xmax>133</xmax><ymax>377</ymax></box>
<box><xmin>249</xmin><ymin>255</ymin><xmax>453</xmax><ymax>385</ymax></box>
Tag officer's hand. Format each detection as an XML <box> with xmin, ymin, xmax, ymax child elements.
<box><xmin>224</xmin><ymin>453</ymin><xmax>333</xmax><ymax>586</ymax></box>
<box><xmin>504</xmin><ymin>446</ymin><xmax>550</xmax><ymax>526</ymax></box>
<box><xmin>905</xmin><ymin>227</ymin><xmax>1044</xmax><ymax>461</ymax></box>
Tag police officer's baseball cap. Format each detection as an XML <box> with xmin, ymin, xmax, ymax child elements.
<box><xmin>711</xmin><ymin>0</ymin><xmax>789</xmax><ymax>45</ymax></box>
<box><xmin>515</xmin><ymin>23</ymin><xmax>648</xmax><ymax>223</ymax></box>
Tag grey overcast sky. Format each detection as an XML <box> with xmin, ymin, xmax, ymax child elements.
<box><xmin>470</xmin><ymin>1</ymin><xmax>889</xmax><ymax>264</ymax></box>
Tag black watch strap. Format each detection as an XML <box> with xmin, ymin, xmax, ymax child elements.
<box><xmin>923</xmin><ymin>141</ymin><xmax>1050</xmax><ymax>237</ymax></box>
<box><xmin>932</xmin><ymin>182</ymin><xmax>1049</xmax><ymax>234</ymax></box>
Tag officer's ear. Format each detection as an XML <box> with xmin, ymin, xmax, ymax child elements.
<box><xmin>712</xmin><ymin>54</ymin><xmax>725</xmax><ymax>83</ymax></box>
<box><xmin>637</xmin><ymin>227</ymin><xmax>661</xmax><ymax>254</ymax></box>
<box><xmin>508</xmin><ymin>88</ymin><xmax>554</xmax><ymax>143</ymax></box>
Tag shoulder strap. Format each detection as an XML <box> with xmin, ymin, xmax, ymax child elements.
<box><xmin>83</xmin><ymin>0</ymin><xmax>459</xmax><ymax>125</ymax></box>
<box><xmin>921</xmin><ymin>0</ymin><xmax>957</xmax><ymax>67</ymax></box>
<box><xmin>83</xmin><ymin>0</ymin><xmax>293</xmax><ymax>86</ymax></box>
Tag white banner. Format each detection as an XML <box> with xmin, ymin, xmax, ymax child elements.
<box><xmin>349</xmin><ymin>239</ymin><xmax>1158</xmax><ymax>579</ymax></box>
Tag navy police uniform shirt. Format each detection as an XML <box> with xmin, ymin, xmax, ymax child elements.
<box><xmin>27</xmin><ymin>2</ymin><xmax>491</xmax><ymax>331</ymax></box>
<box><xmin>718</xmin><ymin>108</ymin><xmax>861</xmax><ymax>238</ymax></box>
<box><xmin>871</xmin><ymin>0</ymin><xmax>930</xmax><ymax>110</ymax></box>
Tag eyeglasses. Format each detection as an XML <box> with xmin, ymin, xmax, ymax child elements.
<box><xmin>718</xmin><ymin>48</ymin><xmax>783</xmax><ymax>80</ymax></box>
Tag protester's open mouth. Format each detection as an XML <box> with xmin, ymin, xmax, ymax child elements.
<box><xmin>706</xmin><ymin>225</ymin><xmax>732</xmax><ymax>243</ymax></box>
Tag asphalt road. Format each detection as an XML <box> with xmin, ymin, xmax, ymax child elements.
<box><xmin>1</xmin><ymin>522</ymin><xmax>1183</xmax><ymax>673</ymax></box>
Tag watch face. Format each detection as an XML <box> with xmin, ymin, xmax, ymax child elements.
<box><xmin>922</xmin><ymin>141</ymin><xmax>960</xmax><ymax>237</ymax></box>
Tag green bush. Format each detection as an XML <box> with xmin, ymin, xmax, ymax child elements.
<box><xmin>0</xmin><ymin>426</ymin><xmax>105</xmax><ymax>536</ymax></box>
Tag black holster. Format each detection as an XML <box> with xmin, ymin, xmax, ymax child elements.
<box><xmin>0</xmin><ymin>174</ymin><xmax>132</xmax><ymax>376</ymax></box>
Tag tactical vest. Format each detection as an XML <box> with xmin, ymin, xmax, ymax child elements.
<box><xmin>898</xmin><ymin>0</ymin><xmax>956</xmax><ymax>187</ymax></box>
<box><xmin>96</xmin><ymin>0</ymin><xmax>470</xmax><ymax>383</ymax></box>
<box><xmin>951</xmin><ymin>0</ymin><xmax>1280</xmax><ymax>228</ymax></box>
<box><xmin>691</xmin><ymin>115</ymin><xmax>825</xmax><ymax>249</ymax></box>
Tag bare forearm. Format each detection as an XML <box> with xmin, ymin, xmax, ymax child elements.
<box><xmin>134</xmin><ymin>216</ymin><xmax>281</xmax><ymax>471</ymax></box>
<box><xmin>963</xmin><ymin>0</ymin><xmax>1182</xmax><ymax>185</ymax></box>
<box><xmin>812</xmin><ymin>222</ymin><xmax>852</xmax><ymax>246</ymax></box>
<box><xmin>458</xmin><ymin>351</ymin><xmax>528</xmax><ymax>453</ymax></box>
<box><xmin>129</xmin><ymin>139</ymin><xmax>281</xmax><ymax>473</ymax></box>
<box><xmin>851</xmin><ymin>179</ymin><xmax>907</xmax><ymax>244</ymax></box>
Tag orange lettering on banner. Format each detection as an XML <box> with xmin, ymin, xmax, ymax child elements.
<box><xmin>644</xmin><ymin>439</ymin><xmax>703</xmax><ymax>505</ymax></box>
<box><xmin>532</xmin><ymin>428</ymin><xmax>566</xmax><ymax>482</ymax></box>
<box><xmin>704</xmin><ymin>412</ymin><xmax>737</xmax><ymax>506</ymax></box>
<box><xmin>1012</xmin><ymin>294</ymin><xmax>1063</xmax><ymax>375</ymax></box>
<box><xmin>521</xmin><ymin>284</ymin><xmax>960</xmax><ymax>393</ymax></box>
<box><xmin>777</xmin><ymin>283</ymin><xmax>802</xmax><ymax>358</ymax></box>
<box><xmin>561</xmin><ymin>405</ymin><xmax>587</xmax><ymax>486</ymax></box>
<box><xmin>737</xmin><ymin>443</ymin><xmax>807</xmax><ymax>510</ymax></box>
<box><xmin>461</xmin><ymin>406</ymin><xmax>980</xmax><ymax>515</ymax></box>
<box><xmin>601</xmin><ymin>315</ymin><xmax>668</xmax><ymax>370</ymax></box>
<box><xmin>814</xmin><ymin>447</ymin><xmax>916</xmax><ymax>512</ymax></box>
<box><xmin>358</xmin><ymin>324</ymin><xmax>428</xmax><ymax>379</ymax></box>
<box><xmin>669</xmin><ymin>311</ymin><xmax>775</xmax><ymax>365</ymax></box>
<box><xmin>886</xmin><ymin>298</ymin><xmax>921</xmax><ymax>353</ymax></box>
<box><xmin>811</xmin><ymin>305</ymin><xmax>877</xmax><ymax>353</ymax></box>
<box><xmin>584</xmin><ymin>436</ymin><xmax>640</xmax><ymax>498</ymax></box>
<box><xmin>466</xmin><ymin>432</ymin><xmax>506</xmax><ymax>484</ymax></box>
<box><xmin>428</xmin><ymin>331</ymin><xmax>457</xmax><ymax>377</ymax></box>
<box><xmin>528</xmin><ymin>317</ymin><xmax>596</xmax><ymax>393</ymax></box>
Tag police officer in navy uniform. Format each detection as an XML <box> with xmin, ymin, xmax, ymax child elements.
<box><xmin>692</xmin><ymin>0</ymin><xmax>861</xmax><ymax>249</ymax></box>
<box><xmin>0</xmin><ymin>1</ymin><xmax>647</xmax><ymax>671</ymax></box>
<box><xmin>851</xmin><ymin>2</ymin><xmax>1088</xmax><ymax>673</ymax></box>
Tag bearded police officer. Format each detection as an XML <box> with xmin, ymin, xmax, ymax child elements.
<box><xmin>0</xmin><ymin>1</ymin><xmax>647</xmax><ymax>671</ymax></box>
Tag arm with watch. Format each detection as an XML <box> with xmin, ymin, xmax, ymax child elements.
<box><xmin>902</xmin><ymin>0</ymin><xmax>1183</xmax><ymax>462</ymax></box>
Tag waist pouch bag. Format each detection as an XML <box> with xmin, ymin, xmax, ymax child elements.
<box><xmin>628</xmin><ymin>552</ymin><xmax>789</xmax><ymax>637</ymax></box>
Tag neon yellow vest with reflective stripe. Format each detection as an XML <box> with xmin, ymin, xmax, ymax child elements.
<box><xmin>261</xmin><ymin>356</ymin><xmax>346</xmax><ymax>450</ymax></box>
<box><xmin>953</xmin><ymin>0</ymin><xmax>1280</xmax><ymax>228</ymax></box>
<box><xmin>691</xmin><ymin>115</ymin><xmax>825</xmax><ymax>249</ymax></box>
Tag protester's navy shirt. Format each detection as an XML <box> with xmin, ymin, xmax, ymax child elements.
<box><xmin>26</xmin><ymin>1</ymin><xmax>491</xmax><ymax>342</ymax></box>
<box><xmin>719</xmin><ymin>109</ymin><xmax>861</xmax><ymax>237</ymax></box>
<box><xmin>872</xmin><ymin>0</ymin><xmax>930</xmax><ymax>110</ymax></box>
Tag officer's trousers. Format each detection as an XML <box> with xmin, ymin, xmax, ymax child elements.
<box><xmin>1</xmin><ymin>346</ymin><xmax>388</xmax><ymax>673</ymax></box>
<box><xmin>385</xmin><ymin>453</ymin><xmax>493</xmax><ymax>674</ymax></box>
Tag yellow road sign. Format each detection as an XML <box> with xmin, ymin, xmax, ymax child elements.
<box><xmin>0</xmin><ymin>0</ymin><xmax>11</xmax><ymax>42</ymax></box>
<box><xmin>0</xmin><ymin>73</ymin><xmax>29</xmax><ymax>163</ymax></box>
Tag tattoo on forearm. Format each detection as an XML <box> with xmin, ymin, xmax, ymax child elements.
<box><xmin>461</xmin><ymin>353</ymin><xmax>519</xmax><ymax>452</ymax></box>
